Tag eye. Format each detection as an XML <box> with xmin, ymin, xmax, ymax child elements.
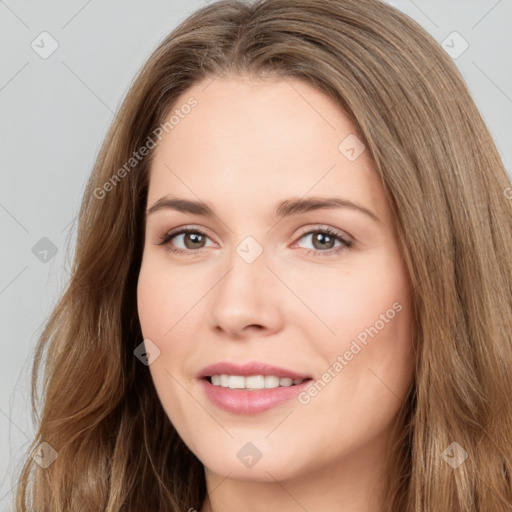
<box><xmin>294</xmin><ymin>227</ymin><xmax>353</xmax><ymax>257</ymax></box>
<box><xmin>157</xmin><ymin>227</ymin><xmax>214</xmax><ymax>254</ymax></box>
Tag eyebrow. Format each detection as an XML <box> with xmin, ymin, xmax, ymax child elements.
<box><xmin>146</xmin><ymin>196</ymin><xmax>380</xmax><ymax>223</ymax></box>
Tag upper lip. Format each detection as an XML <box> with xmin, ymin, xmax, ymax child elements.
<box><xmin>197</xmin><ymin>361</ymin><xmax>312</xmax><ymax>380</ymax></box>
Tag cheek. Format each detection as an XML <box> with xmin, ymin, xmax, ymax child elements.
<box><xmin>292</xmin><ymin>250</ymin><xmax>415</xmax><ymax>405</ymax></box>
<box><xmin>136</xmin><ymin>257</ymin><xmax>189</xmax><ymax>373</ymax></box>
<box><xmin>137</xmin><ymin>254</ymin><xmax>196</xmax><ymax>339</ymax></box>
<box><xmin>281</xmin><ymin>252</ymin><xmax>411</xmax><ymax>352</ymax></box>
<box><xmin>317</xmin><ymin>273</ymin><xmax>414</xmax><ymax>412</ymax></box>
<box><xmin>136</xmin><ymin>258</ymin><xmax>196</xmax><ymax>434</ymax></box>
<box><xmin>136</xmin><ymin>255</ymin><xmax>206</xmax><ymax>383</ymax></box>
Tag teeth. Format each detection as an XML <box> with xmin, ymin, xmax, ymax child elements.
<box><xmin>246</xmin><ymin>375</ymin><xmax>265</xmax><ymax>389</ymax></box>
<box><xmin>209</xmin><ymin>374</ymin><xmax>306</xmax><ymax>390</ymax></box>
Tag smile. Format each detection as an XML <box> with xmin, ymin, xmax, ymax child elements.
<box><xmin>208</xmin><ymin>374</ymin><xmax>307</xmax><ymax>389</ymax></box>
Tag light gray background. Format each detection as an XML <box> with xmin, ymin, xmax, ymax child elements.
<box><xmin>1</xmin><ymin>0</ymin><xmax>511</xmax><ymax>508</ymax></box>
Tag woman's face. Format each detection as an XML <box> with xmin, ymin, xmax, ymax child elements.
<box><xmin>137</xmin><ymin>74</ymin><xmax>415</xmax><ymax>488</ymax></box>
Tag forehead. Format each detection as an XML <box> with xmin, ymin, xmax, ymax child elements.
<box><xmin>146</xmin><ymin>75</ymin><xmax>388</xmax><ymax>223</ymax></box>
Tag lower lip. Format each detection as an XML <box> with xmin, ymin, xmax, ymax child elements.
<box><xmin>199</xmin><ymin>378</ymin><xmax>313</xmax><ymax>415</ymax></box>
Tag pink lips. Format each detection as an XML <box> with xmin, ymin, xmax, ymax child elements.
<box><xmin>197</xmin><ymin>361</ymin><xmax>313</xmax><ymax>415</ymax></box>
<box><xmin>197</xmin><ymin>361</ymin><xmax>312</xmax><ymax>380</ymax></box>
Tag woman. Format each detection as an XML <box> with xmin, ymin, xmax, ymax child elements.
<box><xmin>15</xmin><ymin>0</ymin><xmax>512</xmax><ymax>510</ymax></box>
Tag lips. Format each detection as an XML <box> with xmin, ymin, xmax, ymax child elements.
<box><xmin>197</xmin><ymin>361</ymin><xmax>312</xmax><ymax>380</ymax></box>
<box><xmin>199</xmin><ymin>375</ymin><xmax>314</xmax><ymax>415</ymax></box>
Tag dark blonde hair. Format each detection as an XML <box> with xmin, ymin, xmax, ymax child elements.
<box><xmin>15</xmin><ymin>0</ymin><xmax>512</xmax><ymax>510</ymax></box>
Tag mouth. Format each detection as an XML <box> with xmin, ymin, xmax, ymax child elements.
<box><xmin>196</xmin><ymin>361</ymin><xmax>314</xmax><ymax>413</ymax></box>
<box><xmin>199</xmin><ymin>375</ymin><xmax>314</xmax><ymax>415</ymax></box>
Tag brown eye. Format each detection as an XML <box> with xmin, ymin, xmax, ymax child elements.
<box><xmin>310</xmin><ymin>231</ymin><xmax>337</xmax><ymax>250</ymax></box>
<box><xmin>296</xmin><ymin>227</ymin><xmax>353</xmax><ymax>257</ymax></box>
<box><xmin>158</xmin><ymin>228</ymin><xmax>214</xmax><ymax>254</ymax></box>
<box><xmin>181</xmin><ymin>232</ymin><xmax>207</xmax><ymax>249</ymax></box>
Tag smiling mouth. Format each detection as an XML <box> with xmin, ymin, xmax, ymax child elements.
<box><xmin>204</xmin><ymin>375</ymin><xmax>313</xmax><ymax>390</ymax></box>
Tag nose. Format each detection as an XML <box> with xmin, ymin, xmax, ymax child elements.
<box><xmin>207</xmin><ymin>245</ymin><xmax>285</xmax><ymax>339</ymax></box>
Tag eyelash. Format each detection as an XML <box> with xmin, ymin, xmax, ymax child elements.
<box><xmin>158</xmin><ymin>226</ymin><xmax>353</xmax><ymax>258</ymax></box>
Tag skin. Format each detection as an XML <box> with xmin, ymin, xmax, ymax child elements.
<box><xmin>137</xmin><ymin>74</ymin><xmax>416</xmax><ymax>512</ymax></box>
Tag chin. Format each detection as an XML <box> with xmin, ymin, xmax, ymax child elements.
<box><xmin>196</xmin><ymin>440</ymin><xmax>310</xmax><ymax>483</ymax></box>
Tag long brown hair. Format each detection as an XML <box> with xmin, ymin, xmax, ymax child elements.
<box><xmin>15</xmin><ymin>0</ymin><xmax>512</xmax><ymax>510</ymax></box>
